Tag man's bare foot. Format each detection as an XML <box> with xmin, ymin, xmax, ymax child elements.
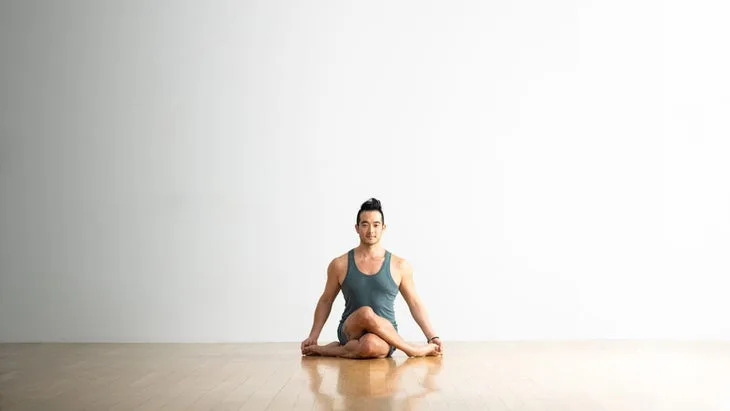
<box><xmin>302</xmin><ymin>342</ymin><xmax>340</xmax><ymax>356</ymax></box>
<box><xmin>407</xmin><ymin>343</ymin><xmax>441</xmax><ymax>357</ymax></box>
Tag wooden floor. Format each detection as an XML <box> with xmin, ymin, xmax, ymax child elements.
<box><xmin>1</xmin><ymin>341</ymin><xmax>728</xmax><ymax>410</ymax></box>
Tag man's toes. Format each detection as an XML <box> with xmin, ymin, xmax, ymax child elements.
<box><xmin>303</xmin><ymin>345</ymin><xmax>321</xmax><ymax>356</ymax></box>
<box><xmin>427</xmin><ymin>344</ymin><xmax>440</xmax><ymax>356</ymax></box>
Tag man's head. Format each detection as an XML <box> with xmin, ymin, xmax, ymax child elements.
<box><xmin>355</xmin><ymin>198</ymin><xmax>386</xmax><ymax>245</ymax></box>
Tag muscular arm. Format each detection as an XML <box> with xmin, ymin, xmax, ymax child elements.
<box><xmin>307</xmin><ymin>258</ymin><xmax>342</xmax><ymax>340</ymax></box>
<box><xmin>399</xmin><ymin>260</ymin><xmax>438</xmax><ymax>342</ymax></box>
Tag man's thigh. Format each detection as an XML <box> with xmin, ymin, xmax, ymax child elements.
<box><xmin>341</xmin><ymin>306</ymin><xmax>397</xmax><ymax>341</ymax></box>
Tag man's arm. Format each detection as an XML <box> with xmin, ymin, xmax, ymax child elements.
<box><xmin>305</xmin><ymin>258</ymin><xmax>342</xmax><ymax>341</ymax></box>
<box><xmin>399</xmin><ymin>259</ymin><xmax>439</xmax><ymax>343</ymax></box>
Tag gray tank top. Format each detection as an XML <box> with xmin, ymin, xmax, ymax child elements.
<box><xmin>339</xmin><ymin>249</ymin><xmax>399</xmax><ymax>328</ymax></box>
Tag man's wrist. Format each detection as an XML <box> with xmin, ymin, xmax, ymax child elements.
<box><xmin>427</xmin><ymin>336</ymin><xmax>440</xmax><ymax>342</ymax></box>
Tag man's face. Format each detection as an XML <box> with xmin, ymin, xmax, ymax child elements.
<box><xmin>356</xmin><ymin>210</ymin><xmax>385</xmax><ymax>245</ymax></box>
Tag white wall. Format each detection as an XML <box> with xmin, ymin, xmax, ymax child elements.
<box><xmin>1</xmin><ymin>0</ymin><xmax>728</xmax><ymax>343</ymax></box>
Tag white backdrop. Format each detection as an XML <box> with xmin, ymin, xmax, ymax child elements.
<box><xmin>1</xmin><ymin>0</ymin><xmax>728</xmax><ymax>342</ymax></box>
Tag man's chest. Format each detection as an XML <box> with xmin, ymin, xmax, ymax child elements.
<box><xmin>338</xmin><ymin>260</ymin><xmax>402</xmax><ymax>287</ymax></box>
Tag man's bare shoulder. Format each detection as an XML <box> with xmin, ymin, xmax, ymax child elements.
<box><xmin>328</xmin><ymin>251</ymin><xmax>349</xmax><ymax>274</ymax></box>
<box><xmin>390</xmin><ymin>253</ymin><xmax>413</xmax><ymax>273</ymax></box>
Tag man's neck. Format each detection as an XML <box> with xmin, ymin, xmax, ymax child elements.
<box><xmin>356</xmin><ymin>243</ymin><xmax>385</xmax><ymax>258</ymax></box>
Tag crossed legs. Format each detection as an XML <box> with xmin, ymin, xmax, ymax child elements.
<box><xmin>302</xmin><ymin>306</ymin><xmax>440</xmax><ymax>358</ymax></box>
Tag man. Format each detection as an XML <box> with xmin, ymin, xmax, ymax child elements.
<box><xmin>301</xmin><ymin>198</ymin><xmax>443</xmax><ymax>358</ymax></box>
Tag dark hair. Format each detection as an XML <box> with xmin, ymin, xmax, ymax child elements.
<box><xmin>356</xmin><ymin>198</ymin><xmax>385</xmax><ymax>225</ymax></box>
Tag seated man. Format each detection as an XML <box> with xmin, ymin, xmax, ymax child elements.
<box><xmin>301</xmin><ymin>198</ymin><xmax>443</xmax><ymax>358</ymax></box>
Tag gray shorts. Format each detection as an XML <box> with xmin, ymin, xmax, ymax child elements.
<box><xmin>337</xmin><ymin>320</ymin><xmax>397</xmax><ymax>357</ymax></box>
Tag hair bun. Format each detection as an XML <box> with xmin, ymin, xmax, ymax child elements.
<box><xmin>362</xmin><ymin>197</ymin><xmax>381</xmax><ymax>210</ymax></box>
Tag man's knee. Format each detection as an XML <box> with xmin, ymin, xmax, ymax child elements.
<box><xmin>353</xmin><ymin>306</ymin><xmax>378</xmax><ymax>326</ymax></box>
<box><xmin>358</xmin><ymin>333</ymin><xmax>388</xmax><ymax>358</ymax></box>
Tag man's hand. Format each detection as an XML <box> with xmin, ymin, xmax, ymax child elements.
<box><xmin>431</xmin><ymin>337</ymin><xmax>444</xmax><ymax>355</ymax></box>
<box><xmin>301</xmin><ymin>336</ymin><xmax>318</xmax><ymax>354</ymax></box>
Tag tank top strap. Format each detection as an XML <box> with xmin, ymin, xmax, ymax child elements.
<box><xmin>383</xmin><ymin>250</ymin><xmax>397</xmax><ymax>288</ymax></box>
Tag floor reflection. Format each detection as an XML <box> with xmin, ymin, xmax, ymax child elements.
<box><xmin>300</xmin><ymin>355</ymin><xmax>442</xmax><ymax>410</ymax></box>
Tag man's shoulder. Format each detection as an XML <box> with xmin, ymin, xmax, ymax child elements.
<box><xmin>328</xmin><ymin>251</ymin><xmax>350</xmax><ymax>273</ymax></box>
<box><xmin>389</xmin><ymin>252</ymin><xmax>413</xmax><ymax>272</ymax></box>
